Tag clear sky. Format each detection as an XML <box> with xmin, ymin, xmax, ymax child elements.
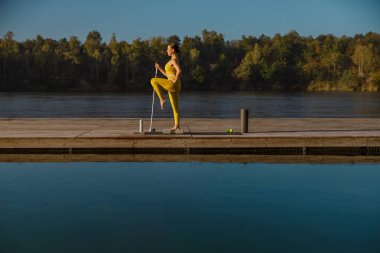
<box><xmin>1</xmin><ymin>0</ymin><xmax>379</xmax><ymax>42</ymax></box>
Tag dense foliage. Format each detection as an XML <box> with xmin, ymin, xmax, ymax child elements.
<box><xmin>1</xmin><ymin>30</ymin><xmax>379</xmax><ymax>92</ymax></box>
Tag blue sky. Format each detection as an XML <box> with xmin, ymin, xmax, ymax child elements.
<box><xmin>1</xmin><ymin>0</ymin><xmax>379</xmax><ymax>42</ymax></box>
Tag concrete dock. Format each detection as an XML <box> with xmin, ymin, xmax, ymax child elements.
<box><xmin>0</xmin><ymin>118</ymin><xmax>379</xmax><ymax>162</ymax></box>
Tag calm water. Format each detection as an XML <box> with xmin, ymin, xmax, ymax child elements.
<box><xmin>1</xmin><ymin>91</ymin><xmax>380</xmax><ymax>118</ymax></box>
<box><xmin>0</xmin><ymin>162</ymin><xmax>379</xmax><ymax>253</ymax></box>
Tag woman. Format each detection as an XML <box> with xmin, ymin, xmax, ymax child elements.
<box><xmin>150</xmin><ymin>43</ymin><xmax>182</xmax><ymax>131</ymax></box>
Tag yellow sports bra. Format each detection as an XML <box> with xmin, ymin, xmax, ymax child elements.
<box><xmin>165</xmin><ymin>61</ymin><xmax>177</xmax><ymax>79</ymax></box>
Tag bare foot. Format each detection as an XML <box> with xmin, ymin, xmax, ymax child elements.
<box><xmin>160</xmin><ymin>98</ymin><xmax>166</xmax><ymax>110</ymax></box>
<box><xmin>171</xmin><ymin>126</ymin><xmax>180</xmax><ymax>131</ymax></box>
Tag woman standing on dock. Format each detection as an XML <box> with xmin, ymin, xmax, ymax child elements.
<box><xmin>150</xmin><ymin>43</ymin><xmax>182</xmax><ymax>131</ymax></box>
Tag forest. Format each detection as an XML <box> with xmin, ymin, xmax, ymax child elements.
<box><xmin>0</xmin><ymin>30</ymin><xmax>379</xmax><ymax>92</ymax></box>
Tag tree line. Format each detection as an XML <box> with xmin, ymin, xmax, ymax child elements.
<box><xmin>0</xmin><ymin>30</ymin><xmax>379</xmax><ymax>92</ymax></box>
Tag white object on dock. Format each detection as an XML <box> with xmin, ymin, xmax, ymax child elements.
<box><xmin>139</xmin><ymin>119</ymin><xmax>143</xmax><ymax>133</ymax></box>
<box><xmin>163</xmin><ymin>129</ymin><xmax>184</xmax><ymax>134</ymax></box>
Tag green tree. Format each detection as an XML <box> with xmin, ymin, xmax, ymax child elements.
<box><xmin>32</xmin><ymin>35</ymin><xmax>56</xmax><ymax>88</ymax></box>
<box><xmin>190</xmin><ymin>64</ymin><xmax>205</xmax><ymax>84</ymax></box>
<box><xmin>233</xmin><ymin>43</ymin><xmax>261</xmax><ymax>81</ymax></box>
<box><xmin>63</xmin><ymin>36</ymin><xmax>82</xmax><ymax>78</ymax></box>
<box><xmin>352</xmin><ymin>44</ymin><xmax>374</xmax><ymax>78</ymax></box>
<box><xmin>149</xmin><ymin>36</ymin><xmax>166</xmax><ymax>63</ymax></box>
<box><xmin>189</xmin><ymin>48</ymin><xmax>200</xmax><ymax>64</ymax></box>
<box><xmin>107</xmin><ymin>33</ymin><xmax>121</xmax><ymax>86</ymax></box>
<box><xmin>0</xmin><ymin>30</ymin><xmax>379</xmax><ymax>92</ymax></box>
<box><xmin>201</xmin><ymin>30</ymin><xmax>225</xmax><ymax>64</ymax></box>
<box><xmin>167</xmin><ymin>35</ymin><xmax>181</xmax><ymax>45</ymax></box>
<box><xmin>54</xmin><ymin>38</ymin><xmax>69</xmax><ymax>87</ymax></box>
<box><xmin>84</xmin><ymin>31</ymin><xmax>103</xmax><ymax>80</ymax></box>
<box><xmin>0</xmin><ymin>31</ymin><xmax>19</xmax><ymax>89</ymax></box>
<box><xmin>125</xmin><ymin>38</ymin><xmax>145</xmax><ymax>85</ymax></box>
<box><xmin>21</xmin><ymin>39</ymin><xmax>34</xmax><ymax>88</ymax></box>
<box><xmin>120</xmin><ymin>40</ymin><xmax>130</xmax><ymax>86</ymax></box>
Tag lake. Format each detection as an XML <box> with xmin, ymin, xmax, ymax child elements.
<box><xmin>1</xmin><ymin>92</ymin><xmax>380</xmax><ymax>252</ymax></box>
<box><xmin>1</xmin><ymin>91</ymin><xmax>379</xmax><ymax>118</ymax></box>
<box><xmin>0</xmin><ymin>162</ymin><xmax>379</xmax><ymax>253</ymax></box>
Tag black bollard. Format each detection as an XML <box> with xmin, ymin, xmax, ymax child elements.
<box><xmin>241</xmin><ymin>109</ymin><xmax>249</xmax><ymax>133</ymax></box>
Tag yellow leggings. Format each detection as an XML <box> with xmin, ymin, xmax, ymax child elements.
<box><xmin>150</xmin><ymin>78</ymin><xmax>180</xmax><ymax>126</ymax></box>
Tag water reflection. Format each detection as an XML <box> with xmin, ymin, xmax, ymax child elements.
<box><xmin>0</xmin><ymin>162</ymin><xmax>379</xmax><ymax>253</ymax></box>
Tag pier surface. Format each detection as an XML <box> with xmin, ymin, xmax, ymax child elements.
<box><xmin>0</xmin><ymin>118</ymin><xmax>379</xmax><ymax>162</ymax></box>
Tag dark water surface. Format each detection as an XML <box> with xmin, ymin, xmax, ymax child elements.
<box><xmin>0</xmin><ymin>162</ymin><xmax>379</xmax><ymax>253</ymax></box>
<box><xmin>1</xmin><ymin>92</ymin><xmax>379</xmax><ymax>118</ymax></box>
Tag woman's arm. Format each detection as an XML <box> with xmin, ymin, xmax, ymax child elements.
<box><xmin>171</xmin><ymin>60</ymin><xmax>182</xmax><ymax>83</ymax></box>
<box><xmin>155</xmin><ymin>63</ymin><xmax>167</xmax><ymax>77</ymax></box>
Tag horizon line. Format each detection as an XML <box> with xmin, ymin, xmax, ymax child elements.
<box><xmin>2</xmin><ymin>29</ymin><xmax>379</xmax><ymax>43</ymax></box>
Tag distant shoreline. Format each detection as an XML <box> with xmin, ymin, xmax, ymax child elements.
<box><xmin>1</xmin><ymin>30</ymin><xmax>379</xmax><ymax>92</ymax></box>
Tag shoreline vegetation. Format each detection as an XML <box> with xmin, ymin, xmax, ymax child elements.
<box><xmin>0</xmin><ymin>30</ymin><xmax>379</xmax><ymax>92</ymax></box>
